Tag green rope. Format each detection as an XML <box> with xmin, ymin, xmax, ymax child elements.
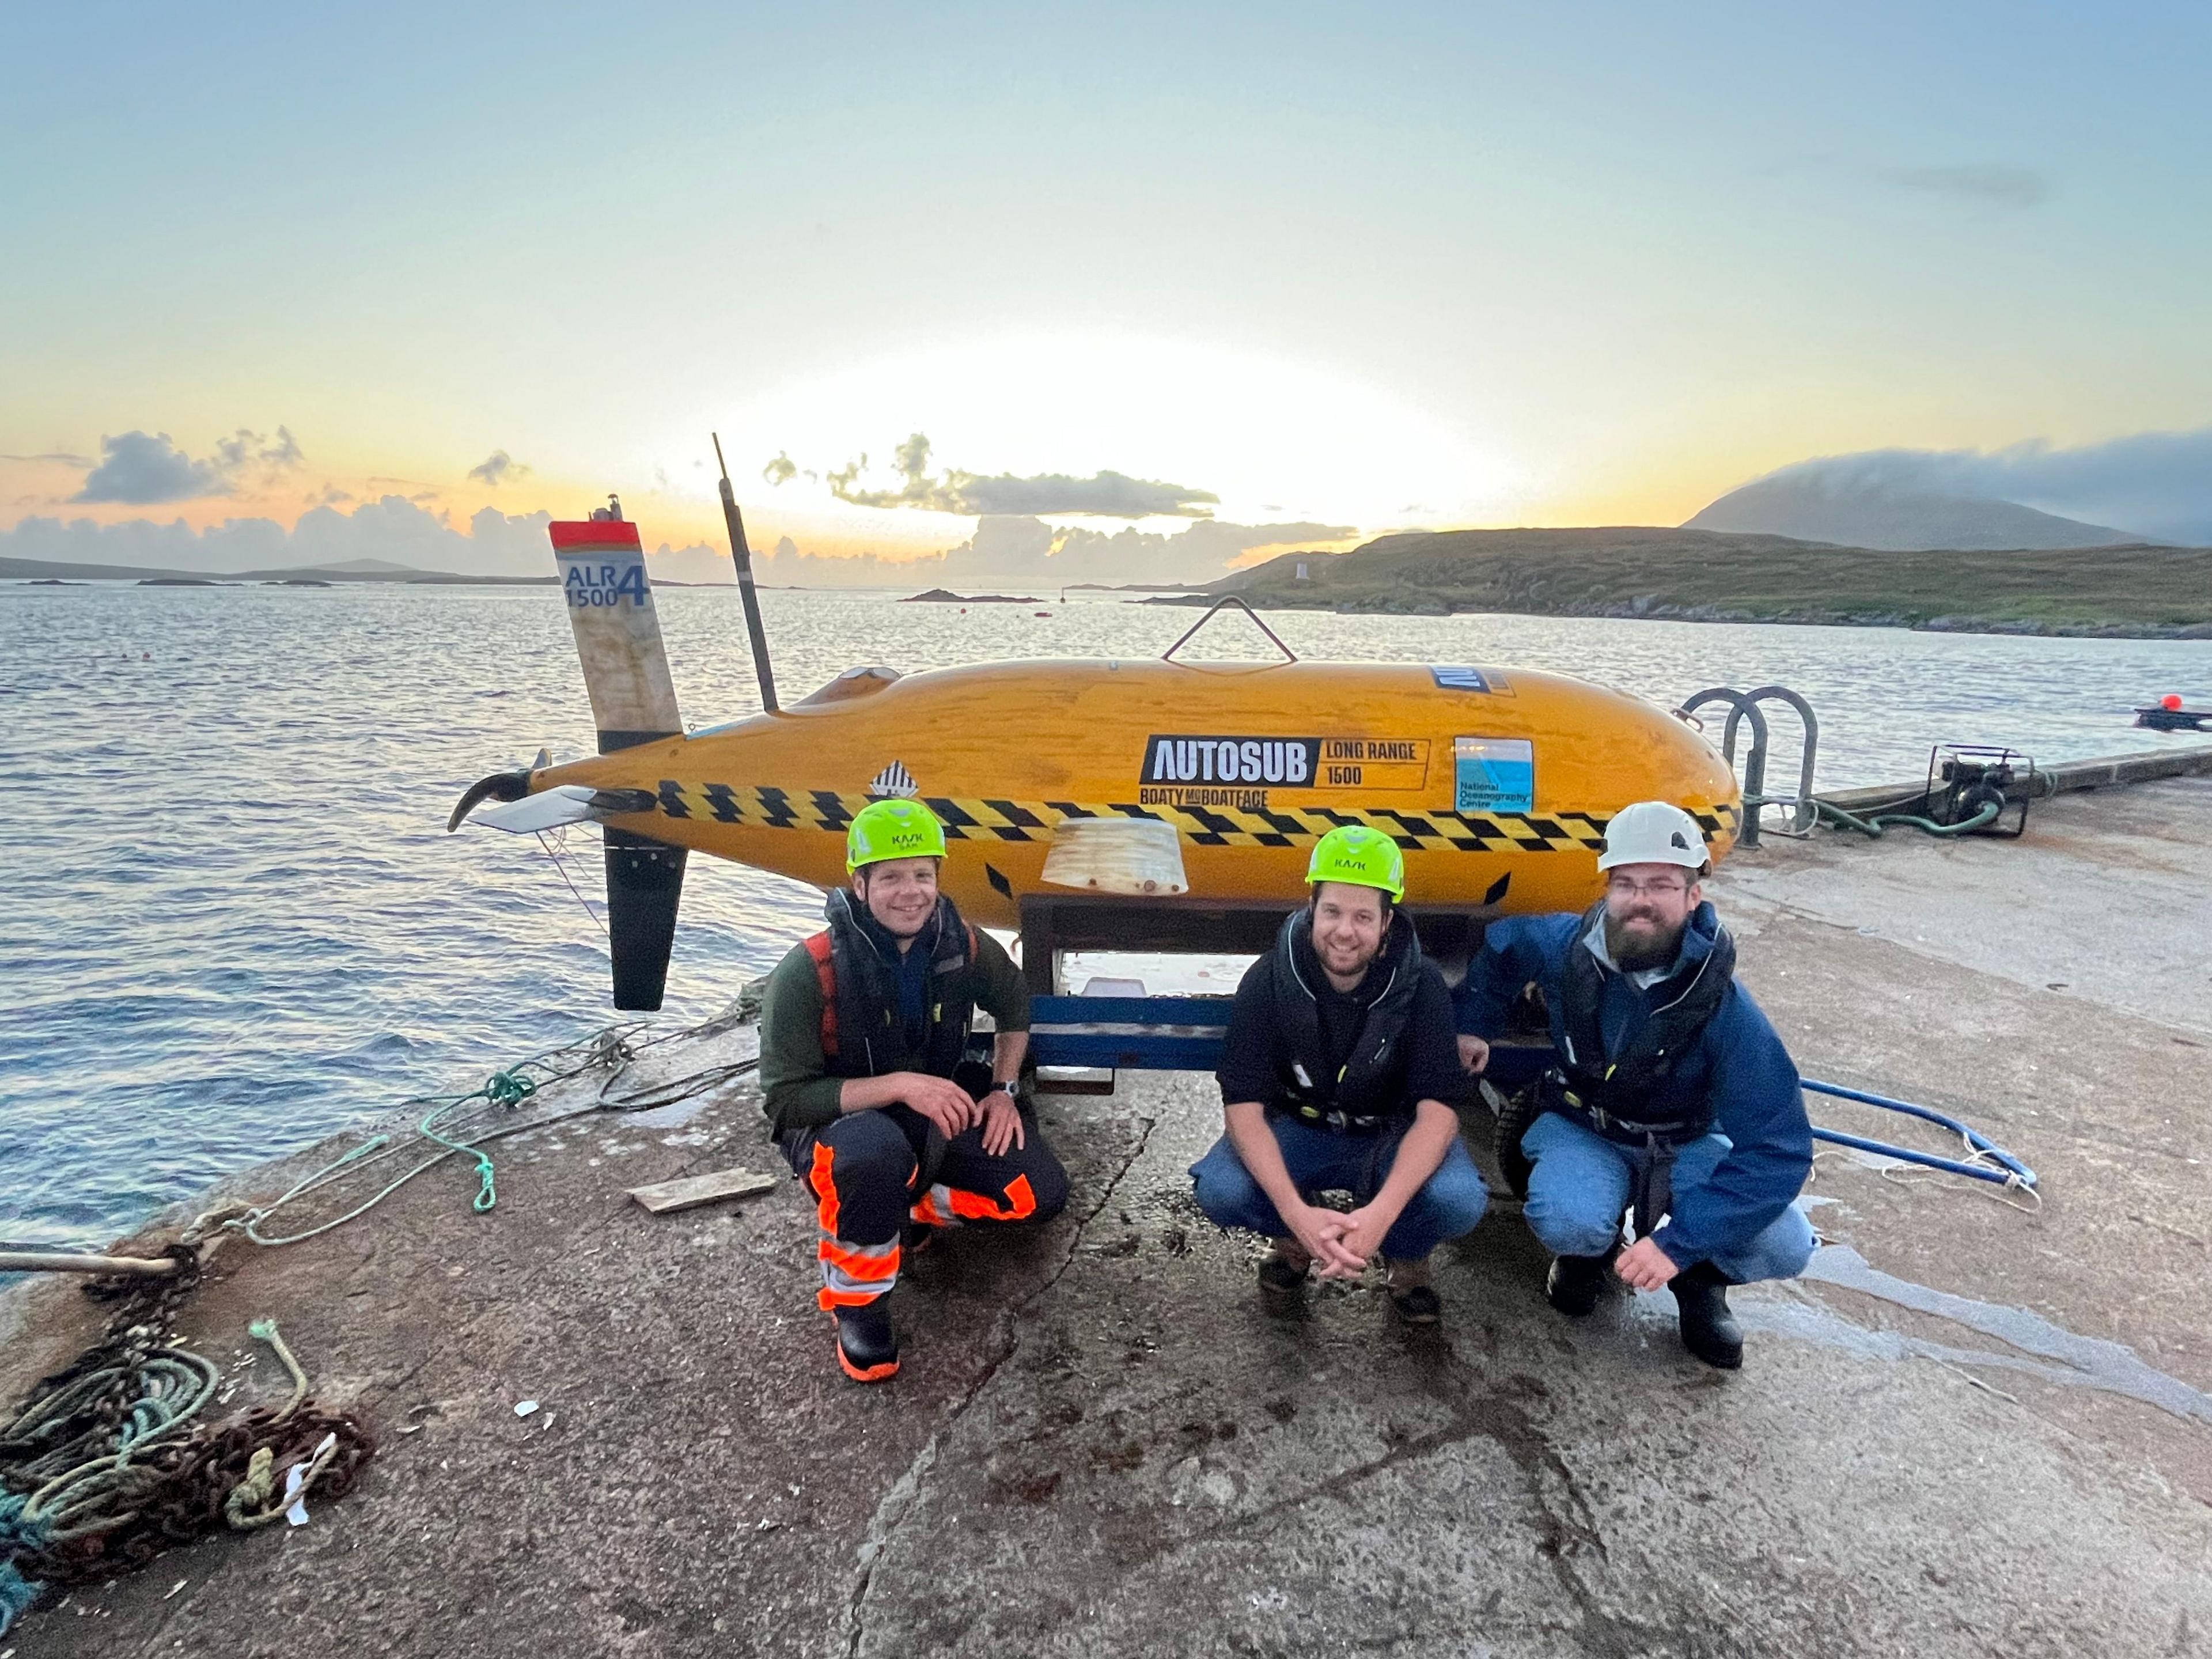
<box><xmin>226</xmin><ymin>1033</ymin><xmax>637</xmax><ymax>1246</ymax></box>
<box><xmin>219</xmin><ymin>1320</ymin><xmax>336</xmax><ymax>1530</ymax></box>
<box><xmin>246</xmin><ymin>1319</ymin><xmax>309</xmax><ymax>1420</ymax></box>
<box><xmin>204</xmin><ymin>1018</ymin><xmax>754</xmax><ymax>1249</ymax></box>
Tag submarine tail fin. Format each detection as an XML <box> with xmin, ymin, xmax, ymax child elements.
<box><xmin>606</xmin><ymin>830</ymin><xmax>686</xmax><ymax>1010</ymax></box>
<box><xmin>550</xmin><ymin>514</ymin><xmax>688</xmax><ymax>1010</ymax></box>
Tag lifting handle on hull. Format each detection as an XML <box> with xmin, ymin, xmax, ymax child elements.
<box><xmin>1161</xmin><ymin>596</ymin><xmax>1299</xmax><ymax>664</ymax></box>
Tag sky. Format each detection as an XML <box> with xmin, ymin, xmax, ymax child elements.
<box><xmin>5</xmin><ymin>2</ymin><xmax>2209</xmax><ymax>578</ymax></box>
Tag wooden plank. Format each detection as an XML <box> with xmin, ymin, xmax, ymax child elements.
<box><xmin>626</xmin><ymin>1168</ymin><xmax>779</xmax><ymax>1215</ymax></box>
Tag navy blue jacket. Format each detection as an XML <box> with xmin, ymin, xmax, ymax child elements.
<box><xmin>1454</xmin><ymin>903</ymin><xmax>1811</xmax><ymax>1267</ymax></box>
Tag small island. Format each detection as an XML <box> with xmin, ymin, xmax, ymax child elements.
<box><xmin>903</xmin><ymin>587</ymin><xmax>1043</xmax><ymax>604</ymax></box>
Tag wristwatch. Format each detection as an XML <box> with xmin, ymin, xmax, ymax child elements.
<box><xmin>988</xmin><ymin>1081</ymin><xmax>1018</xmax><ymax>1101</ymax></box>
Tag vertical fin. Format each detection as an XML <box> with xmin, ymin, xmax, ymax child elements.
<box><xmin>550</xmin><ymin>518</ymin><xmax>687</xmax><ymax>1010</ymax></box>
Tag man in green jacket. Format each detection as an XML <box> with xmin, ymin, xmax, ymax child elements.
<box><xmin>759</xmin><ymin>798</ymin><xmax>1069</xmax><ymax>1382</ymax></box>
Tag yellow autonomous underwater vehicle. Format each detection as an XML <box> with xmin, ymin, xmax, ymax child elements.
<box><xmin>451</xmin><ymin>510</ymin><xmax>1741</xmax><ymax>1009</ymax></box>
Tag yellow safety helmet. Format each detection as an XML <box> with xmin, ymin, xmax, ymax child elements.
<box><xmin>1305</xmin><ymin>824</ymin><xmax>1406</xmax><ymax>902</ymax></box>
<box><xmin>847</xmin><ymin>798</ymin><xmax>948</xmax><ymax>872</ymax></box>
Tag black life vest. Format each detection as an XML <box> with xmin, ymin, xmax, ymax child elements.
<box><xmin>804</xmin><ymin>888</ymin><xmax>979</xmax><ymax>1081</ymax></box>
<box><xmin>1543</xmin><ymin>899</ymin><xmax>1736</xmax><ymax>1143</ymax></box>
<box><xmin>1267</xmin><ymin>907</ymin><xmax>1424</xmax><ymax>1132</ymax></box>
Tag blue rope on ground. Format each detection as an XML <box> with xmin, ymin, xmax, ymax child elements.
<box><xmin>0</xmin><ymin>1491</ymin><xmax>49</xmax><ymax>1636</ymax></box>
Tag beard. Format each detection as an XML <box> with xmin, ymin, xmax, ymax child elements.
<box><xmin>1605</xmin><ymin>910</ymin><xmax>1685</xmax><ymax>974</ymax></box>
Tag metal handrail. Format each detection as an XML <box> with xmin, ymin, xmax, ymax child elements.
<box><xmin>1725</xmin><ymin>685</ymin><xmax>1819</xmax><ymax>836</ymax></box>
<box><xmin>1676</xmin><ymin>687</ymin><xmax>1770</xmax><ymax>847</ymax></box>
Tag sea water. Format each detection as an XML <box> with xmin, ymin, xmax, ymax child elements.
<box><xmin>3</xmin><ymin>582</ymin><xmax>2205</xmax><ymax>1245</ymax></box>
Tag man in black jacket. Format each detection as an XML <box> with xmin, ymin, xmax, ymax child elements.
<box><xmin>1190</xmin><ymin>825</ymin><xmax>1487</xmax><ymax>1323</ymax></box>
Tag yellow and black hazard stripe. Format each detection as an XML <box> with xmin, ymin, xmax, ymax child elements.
<box><xmin>651</xmin><ymin>781</ymin><xmax>1737</xmax><ymax>854</ymax></box>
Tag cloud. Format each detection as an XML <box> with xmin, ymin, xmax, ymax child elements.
<box><xmin>1</xmin><ymin>450</ymin><xmax>94</xmax><ymax>467</ymax></box>
<box><xmin>467</xmin><ymin>449</ymin><xmax>531</xmax><ymax>487</ymax></box>
<box><xmin>950</xmin><ymin>470</ymin><xmax>1222</xmax><ymax>518</ymax></box>
<box><xmin>214</xmin><ymin>426</ymin><xmax>304</xmax><ymax>474</ymax></box>
<box><xmin>1733</xmin><ymin>427</ymin><xmax>2212</xmax><ymax>545</ymax></box>
<box><xmin>807</xmin><ymin>431</ymin><xmax>1219</xmax><ymax>518</ymax></box>
<box><xmin>70</xmin><ymin>431</ymin><xmax>229</xmax><ymax>504</ymax></box>
<box><xmin>0</xmin><ymin>495</ymin><xmax>600</xmax><ymax>579</ymax></box>
<box><xmin>65</xmin><ymin>426</ymin><xmax>309</xmax><ymax>505</ymax></box>
<box><xmin>1886</xmin><ymin>163</ymin><xmax>2051</xmax><ymax>210</ymax></box>
<box><xmin>761</xmin><ymin>452</ymin><xmax>798</xmax><ymax>487</ymax></box>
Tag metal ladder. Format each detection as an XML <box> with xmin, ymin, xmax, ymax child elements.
<box><xmin>1673</xmin><ymin>684</ymin><xmax>1819</xmax><ymax>848</ymax></box>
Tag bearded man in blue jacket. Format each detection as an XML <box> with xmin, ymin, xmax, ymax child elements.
<box><xmin>1455</xmin><ymin>801</ymin><xmax>1815</xmax><ymax>1368</ymax></box>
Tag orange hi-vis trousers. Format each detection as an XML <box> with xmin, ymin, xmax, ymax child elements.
<box><xmin>785</xmin><ymin>1098</ymin><xmax>1070</xmax><ymax>1312</ymax></box>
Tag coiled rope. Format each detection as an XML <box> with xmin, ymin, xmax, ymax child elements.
<box><xmin>2</xmin><ymin>1001</ymin><xmax>762</xmax><ymax>1635</ymax></box>
<box><xmin>1</xmin><ymin>1288</ymin><xmax>372</xmax><ymax>1636</ymax></box>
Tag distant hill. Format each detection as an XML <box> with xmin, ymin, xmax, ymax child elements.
<box><xmin>296</xmin><ymin>557</ymin><xmax>429</xmax><ymax>575</ymax></box>
<box><xmin>1685</xmin><ymin>474</ymin><xmax>2143</xmax><ymax>551</ymax></box>
<box><xmin>2</xmin><ymin>554</ymin><xmax>180</xmax><ymax>582</ymax></box>
<box><xmin>2</xmin><ymin>554</ymin><xmax>552</xmax><ymax>586</ymax></box>
<box><xmin>1175</xmin><ymin>526</ymin><xmax>2212</xmax><ymax>637</ymax></box>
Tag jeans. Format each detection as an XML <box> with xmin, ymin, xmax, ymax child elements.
<box><xmin>1520</xmin><ymin>1111</ymin><xmax>1815</xmax><ymax>1283</ymax></box>
<box><xmin>1190</xmin><ymin>1115</ymin><xmax>1491</xmax><ymax>1262</ymax></box>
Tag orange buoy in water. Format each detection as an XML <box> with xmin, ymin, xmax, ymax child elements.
<box><xmin>2164</xmin><ymin>692</ymin><xmax>2186</xmax><ymax>711</ymax></box>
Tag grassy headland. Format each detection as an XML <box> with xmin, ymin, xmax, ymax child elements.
<box><xmin>1178</xmin><ymin>528</ymin><xmax>2212</xmax><ymax>637</ymax></box>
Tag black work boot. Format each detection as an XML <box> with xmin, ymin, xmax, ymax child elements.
<box><xmin>1544</xmin><ymin>1252</ymin><xmax>1609</xmax><ymax>1317</ymax></box>
<box><xmin>1671</xmin><ymin>1262</ymin><xmax>1743</xmax><ymax>1370</ymax></box>
<box><xmin>833</xmin><ymin>1296</ymin><xmax>900</xmax><ymax>1382</ymax></box>
<box><xmin>1385</xmin><ymin>1257</ymin><xmax>1441</xmax><ymax>1326</ymax></box>
<box><xmin>1257</xmin><ymin>1241</ymin><xmax>1312</xmax><ymax>1308</ymax></box>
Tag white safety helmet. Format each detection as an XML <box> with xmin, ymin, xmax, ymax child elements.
<box><xmin>1598</xmin><ymin>801</ymin><xmax>1710</xmax><ymax>872</ymax></box>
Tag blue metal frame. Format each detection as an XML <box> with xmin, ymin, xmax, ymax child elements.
<box><xmin>1028</xmin><ymin>994</ymin><xmax>2038</xmax><ymax>1191</ymax></box>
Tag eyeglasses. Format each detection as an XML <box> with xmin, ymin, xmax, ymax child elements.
<box><xmin>1605</xmin><ymin>875</ymin><xmax>1690</xmax><ymax>900</ymax></box>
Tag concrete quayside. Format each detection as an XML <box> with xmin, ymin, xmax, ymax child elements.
<box><xmin>5</xmin><ymin>762</ymin><xmax>2212</xmax><ymax>1657</ymax></box>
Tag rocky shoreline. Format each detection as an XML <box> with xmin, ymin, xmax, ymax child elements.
<box><xmin>1150</xmin><ymin>589</ymin><xmax>2212</xmax><ymax>639</ymax></box>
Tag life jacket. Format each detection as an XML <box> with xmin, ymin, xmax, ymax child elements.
<box><xmin>1266</xmin><ymin>907</ymin><xmax>1424</xmax><ymax>1133</ymax></box>
<box><xmin>803</xmin><ymin>887</ymin><xmax>979</xmax><ymax>1081</ymax></box>
<box><xmin>1541</xmin><ymin>899</ymin><xmax>1736</xmax><ymax>1144</ymax></box>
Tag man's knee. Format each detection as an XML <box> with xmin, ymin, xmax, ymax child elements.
<box><xmin>1522</xmin><ymin>1181</ymin><xmax>1623</xmax><ymax>1257</ymax></box>
<box><xmin>1021</xmin><ymin>1140</ymin><xmax>1071</xmax><ymax>1222</ymax></box>
<box><xmin>1715</xmin><ymin>1206</ymin><xmax>1817</xmax><ymax>1283</ymax></box>
<box><xmin>1191</xmin><ymin>1140</ymin><xmax>1268</xmax><ymax>1230</ymax></box>
<box><xmin>817</xmin><ymin>1111</ymin><xmax>915</xmax><ymax>1186</ymax></box>
<box><xmin>1405</xmin><ymin>1151</ymin><xmax>1490</xmax><ymax>1240</ymax></box>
